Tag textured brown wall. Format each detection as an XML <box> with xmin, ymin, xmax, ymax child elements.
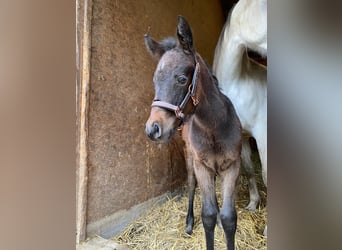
<box><xmin>85</xmin><ymin>0</ymin><xmax>224</xmax><ymax>225</ymax></box>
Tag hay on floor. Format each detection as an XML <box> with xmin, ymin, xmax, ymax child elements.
<box><xmin>112</xmin><ymin>171</ymin><xmax>267</xmax><ymax>250</ymax></box>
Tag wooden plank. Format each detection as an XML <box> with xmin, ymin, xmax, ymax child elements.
<box><xmin>76</xmin><ymin>0</ymin><xmax>93</xmax><ymax>244</ymax></box>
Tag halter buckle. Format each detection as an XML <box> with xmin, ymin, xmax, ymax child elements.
<box><xmin>191</xmin><ymin>95</ymin><xmax>199</xmax><ymax>106</ymax></box>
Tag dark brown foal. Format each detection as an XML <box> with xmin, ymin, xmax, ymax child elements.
<box><xmin>144</xmin><ymin>16</ymin><xmax>242</xmax><ymax>250</ymax></box>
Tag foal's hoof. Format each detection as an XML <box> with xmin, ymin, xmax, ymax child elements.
<box><xmin>217</xmin><ymin>214</ymin><xmax>222</xmax><ymax>228</ymax></box>
<box><xmin>185</xmin><ymin>217</ymin><xmax>194</xmax><ymax>235</ymax></box>
<box><xmin>185</xmin><ymin>225</ymin><xmax>193</xmax><ymax>235</ymax></box>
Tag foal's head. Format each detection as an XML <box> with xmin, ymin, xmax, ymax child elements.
<box><xmin>145</xmin><ymin>16</ymin><xmax>198</xmax><ymax>142</ymax></box>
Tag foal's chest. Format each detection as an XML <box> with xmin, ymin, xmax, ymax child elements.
<box><xmin>189</xmin><ymin>133</ymin><xmax>237</xmax><ymax>173</ymax></box>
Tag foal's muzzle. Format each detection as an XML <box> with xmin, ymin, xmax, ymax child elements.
<box><xmin>145</xmin><ymin>121</ymin><xmax>162</xmax><ymax>140</ymax></box>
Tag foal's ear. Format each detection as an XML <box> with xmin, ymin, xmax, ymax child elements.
<box><xmin>177</xmin><ymin>16</ymin><xmax>193</xmax><ymax>54</ymax></box>
<box><xmin>144</xmin><ymin>34</ymin><xmax>166</xmax><ymax>60</ymax></box>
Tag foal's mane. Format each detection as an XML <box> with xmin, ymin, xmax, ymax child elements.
<box><xmin>202</xmin><ymin>58</ymin><xmax>220</xmax><ymax>88</ymax></box>
<box><xmin>160</xmin><ymin>37</ymin><xmax>177</xmax><ymax>51</ymax></box>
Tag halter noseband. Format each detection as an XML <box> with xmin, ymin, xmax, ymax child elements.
<box><xmin>151</xmin><ymin>53</ymin><xmax>200</xmax><ymax>121</ymax></box>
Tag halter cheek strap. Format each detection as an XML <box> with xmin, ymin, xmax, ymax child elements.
<box><xmin>151</xmin><ymin>56</ymin><xmax>200</xmax><ymax>120</ymax></box>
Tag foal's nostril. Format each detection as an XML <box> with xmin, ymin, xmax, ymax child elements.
<box><xmin>152</xmin><ymin>122</ymin><xmax>159</xmax><ymax>134</ymax></box>
<box><xmin>146</xmin><ymin>122</ymin><xmax>162</xmax><ymax>140</ymax></box>
<box><xmin>152</xmin><ymin>122</ymin><xmax>161</xmax><ymax>139</ymax></box>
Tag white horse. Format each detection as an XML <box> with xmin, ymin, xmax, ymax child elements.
<box><xmin>213</xmin><ymin>0</ymin><xmax>267</xmax><ymax>233</ymax></box>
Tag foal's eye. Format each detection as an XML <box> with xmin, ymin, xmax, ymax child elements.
<box><xmin>177</xmin><ymin>75</ymin><xmax>187</xmax><ymax>85</ymax></box>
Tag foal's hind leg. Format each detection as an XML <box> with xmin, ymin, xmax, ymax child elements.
<box><xmin>194</xmin><ymin>164</ymin><xmax>218</xmax><ymax>250</ymax></box>
<box><xmin>241</xmin><ymin>137</ymin><xmax>260</xmax><ymax>211</ymax></box>
<box><xmin>182</xmin><ymin>126</ymin><xmax>197</xmax><ymax>235</ymax></box>
<box><xmin>220</xmin><ymin>160</ymin><xmax>240</xmax><ymax>250</ymax></box>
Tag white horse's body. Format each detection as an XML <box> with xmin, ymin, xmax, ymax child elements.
<box><xmin>213</xmin><ymin>0</ymin><xmax>267</xmax><ymax>215</ymax></box>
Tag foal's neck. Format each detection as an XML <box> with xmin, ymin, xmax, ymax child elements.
<box><xmin>192</xmin><ymin>59</ymin><xmax>225</xmax><ymax>123</ymax></box>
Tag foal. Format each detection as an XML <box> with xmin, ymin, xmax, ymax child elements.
<box><xmin>145</xmin><ymin>16</ymin><xmax>242</xmax><ymax>250</ymax></box>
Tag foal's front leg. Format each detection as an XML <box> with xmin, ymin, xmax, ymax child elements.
<box><xmin>182</xmin><ymin>126</ymin><xmax>197</xmax><ymax>235</ymax></box>
<box><xmin>220</xmin><ymin>160</ymin><xmax>240</xmax><ymax>250</ymax></box>
<box><xmin>185</xmin><ymin>150</ymin><xmax>196</xmax><ymax>234</ymax></box>
<box><xmin>194</xmin><ymin>162</ymin><xmax>218</xmax><ymax>250</ymax></box>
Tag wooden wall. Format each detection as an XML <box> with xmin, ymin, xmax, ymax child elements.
<box><xmin>77</xmin><ymin>0</ymin><xmax>225</xmax><ymax>241</ymax></box>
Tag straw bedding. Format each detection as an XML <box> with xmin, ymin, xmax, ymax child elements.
<box><xmin>112</xmin><ymin>164</ymin><xmax>267</xmax><ymax>250</ymax></box>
